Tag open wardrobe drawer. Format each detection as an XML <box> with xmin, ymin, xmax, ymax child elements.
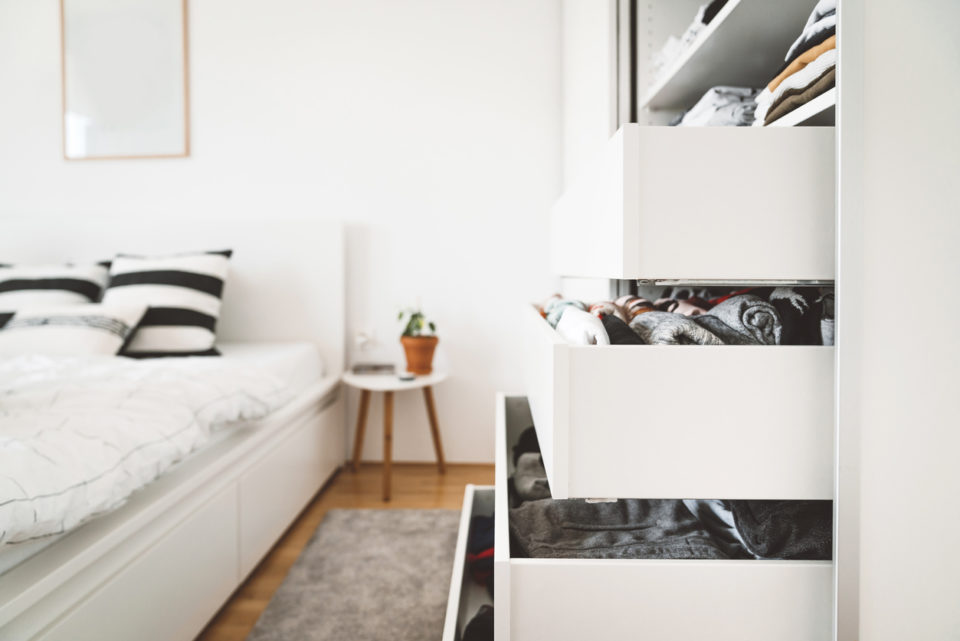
<box><xmin>550</xmin><ymin>124</ymin><xmax>835</xmax><ymax>281</ymax></box>
<box><xmin>494</xmin><ymin>394</ymin><xmax>833</xmax><ymax>641</ymax></box>
<box><xmin>522</xmin><ymin>305</ymin><xmax>834</xmax><ymax>500</ymax></box>
<box><xmin>443</xmin><ymin>484</ymin><xmax>495</xmax><ymax>641</ymax></box>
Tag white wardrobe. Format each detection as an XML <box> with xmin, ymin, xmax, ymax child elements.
<box><xmin>444</xmin><ymin>0</ymin><xmax>960</xmax><ymax>639</ymax></box>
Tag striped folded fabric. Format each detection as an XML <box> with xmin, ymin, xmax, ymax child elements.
<box><xmin>0</xmin><ymin>263</ymin><xmax>109</xmax><ymax>327</ymax></box>
<box><xmin>0</xmin><ymin>303</ymin><xmax>146</xmax><ymax>356</ymax></box>
<box><xmin>102</xmin><ymin>250</ymin><xmax>232</xmax><ymax>358</ymax></box>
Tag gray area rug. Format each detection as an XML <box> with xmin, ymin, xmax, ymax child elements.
<box><xmin>247</xmin><ymin>509</ymin><xmax>460</xmax><ymax>641</ymax></box>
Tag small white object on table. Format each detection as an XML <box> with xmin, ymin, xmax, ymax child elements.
<box><xmin>342</xmin><ymin>371</ymin><xmax>448</xmax><ymax>501</ymax></box>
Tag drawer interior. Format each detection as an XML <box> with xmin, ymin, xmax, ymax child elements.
<box><xmin>445</xmin><ymin>485</ymin><xmax>495</xmax><ymax>641</ymax></box>
<box><xmin>502</xmin><ymin>395</ymin><xmax>832</xmax><ymax>562</ymax></box>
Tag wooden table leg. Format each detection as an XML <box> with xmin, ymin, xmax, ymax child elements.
<box><xmin>423</xmin><ymin>386</ymin><xmax>446</xmax><ymax>474</ymax></box>
<box><xmin>350</xmin><ymin>390</ymin><xmax>370</xmax><ymax>472</ymax></box>
<box><xmin>382</xmin><ymin>391</ymin><xmax>393</xmax><ymax>501</ymax></box>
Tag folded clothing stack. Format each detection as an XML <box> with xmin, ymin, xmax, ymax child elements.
<box><xmin>507</xmin><ymin>426</ymin><xmax>832</xmax><ymax>561</ymax></box>
<box><xmin>538</xmin><ymin>286</ymin><xmax>835</xmax><ymax>347</ymax></box>
<box><xmin>672</xmin><ymin>86</ymin><xmax>760</xmax><ymax>127</ymax></box>
<box><xmin>754</xmin><ymin>0</ymin><xmax>837</xmax><ymax>125</ymax></box>
<box><xmin>466</xmin><ymin>515</ymin><xmax>495</xmax><ymax>597</ymax></box>
<box><xmin>649</xmin><ymin>0</ymin><xmax>730</xmax><ymax>83</ymax></box>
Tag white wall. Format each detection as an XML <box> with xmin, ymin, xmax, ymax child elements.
<box><xmin>0</xmin><ymin>0</ymin><xmax>561</xmax><ymax>463</ymax></box>
<box><xmin>838</xmin><ymin>0</ymin><xmax>960</xmax><ymax>638</ymax></box>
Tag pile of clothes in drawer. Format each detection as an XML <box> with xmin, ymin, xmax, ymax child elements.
<box><xmin>662</xmin><ymin>0</ymin><xmax>837</xmax><ymax>127</ymax></box>
<box><xmin>540</xmin><ymin>285</ymin><xmax>834</xmax><ymax>346</ymax></box>
<box><xmin>509</xmin><ymin>427</ymin><xmax>832</xmax><ymax>561</ymax></box>
<box><xmin>461</xmin><ymin>516</ymin><xmax>495</xmax><ymax>641</ymax></box>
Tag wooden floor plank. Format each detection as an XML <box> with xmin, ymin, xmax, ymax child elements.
<box><xmin>194</xmin><ymin>462</ymin><xmax>495</xmax><ymax>641</ymax></box>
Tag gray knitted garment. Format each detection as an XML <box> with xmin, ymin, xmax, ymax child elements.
<box><xmin>629</xmin><ymin>311</ymin><xmax>724</xmax><ymax>345</ymax></box>
<box><xmin>702</xmin><ymin>295</ymin><xmax>782</xmax><ymax>344</ymax></box>
<box><xmin>510</xmin><ymin>498</ymin><xmax>729</xmax><ymax>560</ymax></box>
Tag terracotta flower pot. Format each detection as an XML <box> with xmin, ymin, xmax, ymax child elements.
<box><xmin>401</xmin><ymin>335</ymin><xmax>438</xmax><ymax>375</ymax></box>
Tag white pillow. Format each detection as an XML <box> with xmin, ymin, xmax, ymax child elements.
<box><xmin>0</xmin><ymin>263</ymin><xmax>108</xmax><ymax>312</ymax></box>
<box><xmin>0</xmin><ymin>304</ymin><xmax>147</xmax><ymax>356</ymax></box>
<box><xmin>102</xmin><ymin>251</ymin><xmax>231</xmax><ymax>357</ymax></box>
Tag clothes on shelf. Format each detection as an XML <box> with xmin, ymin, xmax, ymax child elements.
<box><xmin>671</xmin><ymin>86</ymin><xmax>760</xmax><ymax>127</ymax></box>
<box><xmin>507</xmin><ymin>426</ymin><xmax>833</xmax><ymax>561</ymax></box>
<box><xmin>649</xmin><ymin>0</ymin><xmax>730</xmax><ymax>83</ymax></box>
<box><xmin>536</xmin><ymin>286</ymin><xmax>834</xmax><ymax>346</ymax></box>
<box><xmin>754</xmin><ymin>0</ymin><xmax>837</xmax><ymax>126</ymax></box>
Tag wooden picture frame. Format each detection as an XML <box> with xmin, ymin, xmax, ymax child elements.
<box><xmin>60</xmin><ymin>0</ymin><xmax>190</xmax><ymax>160</ymax></box>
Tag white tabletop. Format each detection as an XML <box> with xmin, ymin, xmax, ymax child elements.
<box><xmin>342</xmin><ymin>371</ymin><xmax>448</xmax><ymax>392</ymax></box>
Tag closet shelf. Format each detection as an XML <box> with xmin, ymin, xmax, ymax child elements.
<box><xmin>521</xmin><ymin>305</ymin><xmax>834</xmax><ymax>501</ymax></box>
<box><xmin>493</xmin><ymin>394</ymin><xmax>833</xmax><ymax>641</ymax></box>
<box><xmin>640</xmin><ymin>0</ymin><xmax>819</xmax><ymax>112</ymax></box>
<box><xmin>550</xmin><ymin>124</ymin><xmax>836</xmax><ymax>281</ymax></box>
<box><xmin>766</xmin><ymin>87</ymin><xmax>837</xmax><ymax>127</ymax></box>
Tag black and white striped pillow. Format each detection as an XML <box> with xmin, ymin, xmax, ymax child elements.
<box><xmin>0</xmin><ymin>303</ymin><xmax>147</xmax><ymax>356</ymax></box>
<box><xmin>102</xmin><ymin>250</ymin><xmax>232</xmax><ymax>357</ymax></box>
<box><xmin>0</xmin><ymin>264</ymin><xmax>108</xmax><ymax>324</ymax></box>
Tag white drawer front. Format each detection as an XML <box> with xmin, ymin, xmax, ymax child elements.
<box><xmin>523</xmin><ymin>306</ymin><xmax>834</xmax><ymax>500</ymax></box>
<box><xmin>35</xmin><ymin>486</ymin><xmax>239</xmax><ymax>641</ymax></box>
<box><xmin>442</xmin><ymin>485</ymin><xmax>495</xmax><ymax>641</ymax></box>
<box><xmin>494</xmin><ymin>393</ymin><xmax>833</xmax><ymax>641</ymax></box>
<box><xmin>551</xmin><ymin>125</ymin><xmax>836</xmax><ymax>281</ymax></box>
<box><xmin>238</xmin><ymin>395</ymin><xmax>343</xmax><ymax>577</ymax></box>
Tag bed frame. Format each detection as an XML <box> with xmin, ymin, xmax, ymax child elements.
<box><xmin>0</xmin><ymin>218</ymin><xmax>346</xmax><ymax>641</ymax></box>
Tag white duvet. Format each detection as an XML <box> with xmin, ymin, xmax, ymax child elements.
<box><xmin>0</xmin><ymin>355</ymin><xmax>292</xmax><ymax>546</ymax></box>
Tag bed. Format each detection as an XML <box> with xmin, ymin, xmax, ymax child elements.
<box><xmin>0</xmin><ymin>219</ymin><xmax>346</xmax><ymax>641</ymax></box>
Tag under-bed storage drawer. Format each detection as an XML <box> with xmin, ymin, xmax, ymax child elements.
<box><xmin>523</xmin><ymin>305</ymin><xmax>834</xmax><ymax>500</ymax></box>
<box><xmin>238</xmin><ymin>391</ymin><xmax>343</xmax><ymax>577</ymax></box>
<box><xmin>493</xmin><ymin>395</ymin><xmax>832</xmax><ymax>641</ymax></box>
<box><xmin>550</xmin><ymin>124</ymin><xmax>835</xmax><ymax>281</ymax></box>
<box><xmin>442</xmin><ymin>484</ymin><xmax>495</xmax><ymax>641</ymax></box>
<box><xmin>33</xmin><ymin>485</ymin><xmax>239</xmax><ymax>641</ymax></box>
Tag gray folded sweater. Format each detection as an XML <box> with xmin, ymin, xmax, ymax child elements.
<box><xmin>629</xmin><ymin>312</ymin><xmax>724</xmax><ymax>345</ymax></box>
<box><xmin>702</xmin><ymin>295</ymin><xmax>782</xmax><ymax>345</ymax></box>
<box><xmin>509</xmin><ymin>499</ymin><xmax>729</xmax><ymax>560</ymax></box>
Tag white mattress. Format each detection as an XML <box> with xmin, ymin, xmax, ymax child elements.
<box><xmin>216</xmin><ymin>341</ymin><xmax>325</xmax><ymax>398</ymax></box>
<box><xmin>0</xmin><ymin>342</ymin><xmax>326</xmax><ymax>576</ymax></box>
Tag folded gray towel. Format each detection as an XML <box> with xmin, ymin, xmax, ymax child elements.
<box><xmin>514</xmin><ymin>453</ymin><xmax>551</xmax><ymax>502</ymax></box>
<box><xmin>509</xmin><ymin>498</ymin><xmax>729</xmax><ymax>560</ymax></box>
<box><xmin>629</xmin><ymin>312</ymin><xmax>724</xmax><ymax>345</ymax></box>
<box><xmin>703</xmin><ymin>295</ymin><xmax>782</xmax><ymax>345</ymax></box>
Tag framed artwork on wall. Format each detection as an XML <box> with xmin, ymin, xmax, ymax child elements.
<box><xmin>60</xmin><ymin>0</ymin><xmax>189</xmax><ymax>160</ymax></box>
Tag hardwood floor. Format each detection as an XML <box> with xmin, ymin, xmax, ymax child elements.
<box><xmin>195</xmin><ymin>462</ymin><xmax>495</xmax><ymax>641</ymax></box>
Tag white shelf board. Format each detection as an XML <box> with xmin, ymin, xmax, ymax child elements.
<box><xmin>550</xmin><ymin>124</ymin><xmax>836</xmax><ymax>281</ymax></box>
<box><xmin>641</xmin><ymin>0</ymin><xmax>820</xmax><ymax>112</ymax></box>
<box><xmin>766</xmin><ymin>87</ymin><xmax>837</xmax><ymax>127</ymax></box>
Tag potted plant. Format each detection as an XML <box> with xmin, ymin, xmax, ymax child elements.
<box><xmin>398</xmin><ymin>308</ymin><xmax>438</xmax><ymax>375</ymax></box>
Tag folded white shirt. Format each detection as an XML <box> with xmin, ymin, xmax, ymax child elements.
<box><xmin>556</xmin><ymin>307</ymin><xmax>610</xmax><ymax>346</ymax></box>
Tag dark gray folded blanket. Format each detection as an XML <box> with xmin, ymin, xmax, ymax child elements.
<box><xmin>629</xmin><ymin>312</ymin><xmax>724</xmax><ymax>345</ymax></box>
<box><xmin>514</xmin><ymin>453</ymin><xmax>551</xmax><ymax>502</ymax></box>
<box><xmin>729</xmin><ymin>500</ymin><xmax>833</xmax><ymax>560</ymax></box>
<box><xmin>703</xmin><ymin>295</ymin><xmax>782</xmax><ymax>345</ymax></box>
<box><xmin>509</xmin><ymin>499</ymin><xmax>728</xmax><ymax>559</ymax></box>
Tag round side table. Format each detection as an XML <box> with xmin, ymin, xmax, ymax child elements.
<box><xmin>342</xmin><ymin>371</ymin><xmax>448</xmax><ymax>501</ymax></box>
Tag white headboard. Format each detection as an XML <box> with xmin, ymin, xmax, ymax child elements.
<box><xmin>0</xmin><ymin>217</ymin><xmax>345</xmax><ymax>376</ymax></box>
